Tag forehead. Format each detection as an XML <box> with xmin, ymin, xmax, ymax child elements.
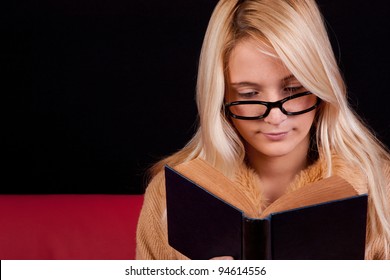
<box><xmin>227</xmin><ymin>39</ymin><xmax>292</xmax><ymax>83</ymax></box>
<box><xmin>228</xmin><ymin>38</ymin><xmax>279</xmax><ymax>63</ymax></box>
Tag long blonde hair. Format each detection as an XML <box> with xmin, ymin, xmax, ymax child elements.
<box><xmin>150</xmin><ymin>0</ymin><xmax>390</xmax><ymax>258</ymax></box>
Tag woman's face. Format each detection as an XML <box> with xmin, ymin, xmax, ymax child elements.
<box><xmin>226</xmin><ymin>40</ymin><xmax>317</xmax><ymax>160</ymax></box>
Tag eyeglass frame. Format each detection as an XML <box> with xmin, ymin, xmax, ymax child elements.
<box><xmin>225</xmin><ymin>91</ymin><xmax>322</xmax><ymax>120</ymax></box>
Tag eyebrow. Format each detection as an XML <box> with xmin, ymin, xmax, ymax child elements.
<box><xmin>229</xmin><ymin>81</ymin><xmax>259</xmax><ymax>87</ymax></box>
<box><xmin>282</xmin><ymin>74</ymin><xmax>296</xmax><ymax>82</ymax></box>
<box><xmin>230</xmin><ymin>74</ymin><xmax>297</xmax><ymax>87</ymax></box>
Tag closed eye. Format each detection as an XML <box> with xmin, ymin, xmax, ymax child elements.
<box><xmin>284</xmin><ymin>86</ymin><xmax>304</xmax><ymax>93</ymax></box>
<box><xmin>238</xmin><ymin>91</ymin><xmax>259</xmax><ymax>99</ymax></box>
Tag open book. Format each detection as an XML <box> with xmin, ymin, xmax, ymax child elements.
<box><xmin>165</xmin><ymin>158</ymin><xmax>368</xmax><ymax>260</ymax></box>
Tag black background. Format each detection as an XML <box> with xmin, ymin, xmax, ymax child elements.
<box><xmin>3</xmin><ymin>0</ymin><xmax>389</xmax><ymax>194</ymax></box>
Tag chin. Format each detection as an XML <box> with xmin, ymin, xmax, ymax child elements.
<box><xmin>259</xmin><ymin>150</ymin><xmax>293</xmax><ymax>159</ymax></box>
<box><xmin>252</xmin><ymin>144</ymin><xmax>295</xmax><ymax>159</ymax></box>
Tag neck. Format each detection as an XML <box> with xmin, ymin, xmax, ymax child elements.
<box><xmin>246</xmin><ymin>137</ymin><xmax>310</xmax><ymax>202</ymax></box>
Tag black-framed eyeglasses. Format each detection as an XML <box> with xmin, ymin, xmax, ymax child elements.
<box><xmin>225</xmin><ymin>91</ymin><xmax>321</xmax><ymax>120</ymax></box>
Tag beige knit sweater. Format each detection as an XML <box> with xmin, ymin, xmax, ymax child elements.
<box><xmin>136</xmin><ymin>156</ymin><xmax>390</xmax><ymax>260</ymax></box>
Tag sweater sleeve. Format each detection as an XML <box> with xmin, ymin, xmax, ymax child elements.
<box><xmin>135</xmin><ymin>171</ymin><xmax>188</xmax><ymax>260</ymax></box>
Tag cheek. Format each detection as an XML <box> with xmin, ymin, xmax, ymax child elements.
<box><xmin>303</xmin><ymin>111</ymin><xmax>317</xmax><ymax>128</ymax></box>
<box><xmin>231</xmin><ymin>119</ymin><xmax>257</xmax><ymax>139</ymax></box>
<box><xmin>295</xmin><ymin>111</ymin><xmax>317</xmax><ymax>135</ymax></box>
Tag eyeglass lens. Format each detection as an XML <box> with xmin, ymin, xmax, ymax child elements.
<box><xmin>229</xmin><ymin>93</ymin><xmax>318</xmax><ymax>118</ymax></box>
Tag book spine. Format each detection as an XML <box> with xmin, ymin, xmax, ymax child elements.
<box><xmin>242</xmin><ymin>217</ymin><xmax>271</xmax><ymax>260</ymax></box>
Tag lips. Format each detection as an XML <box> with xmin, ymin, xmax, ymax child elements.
<box><xmin>262</xmin><ymin>131</ymin><xmax>289</xmax><ymax>141</ymax></box>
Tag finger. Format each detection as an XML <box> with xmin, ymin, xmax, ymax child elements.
<box><xmin>210</xmin><ymin>256</ymin><xmax>234</xmax><ymax>260</ymax></box>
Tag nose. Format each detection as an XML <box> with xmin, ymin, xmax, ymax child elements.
<box><xmin>263</xmin><ymin>107</ymin><xmax>287</xmax><ymax>125</ymax></box>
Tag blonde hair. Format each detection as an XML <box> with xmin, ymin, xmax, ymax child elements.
<box><xmin>150</xmin><ymin>0</ymin><xmax>390</xmax><ymax>258</ymax></box>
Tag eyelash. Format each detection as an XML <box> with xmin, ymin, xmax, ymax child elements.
<box><xmin>238</xmin><ymin>91</ymin><xmax>258</xmax><ymax>98</ymax></box>
<box><xmin>284</xmin><ymin>86</ymin><xmax>303</xmax><ymax>92</ymax></box>
<box><xmin>236</xmin><ymin>86</ymin><xmax>304</xmax><ymax>99</ymax></box>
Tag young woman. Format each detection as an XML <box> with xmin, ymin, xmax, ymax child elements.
<box><xmin>136</xmin><ymin>0</ymin><xmax>390</xmax><ymax>259</ymax></box>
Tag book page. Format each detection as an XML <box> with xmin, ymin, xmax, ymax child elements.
<box><xmin>259</xmin><ymin>176</ymin><xmax>359</xmax><ymax>218</ymax></box>
<box><xmin>172</xmin><ymin>158</ymin><xmax>362</xmax><ymax>219</ymax></box>
<box><xmin>173</xmin><ymin>159</ymin><xmax>259</xmax><ymax>218</ymax></box>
